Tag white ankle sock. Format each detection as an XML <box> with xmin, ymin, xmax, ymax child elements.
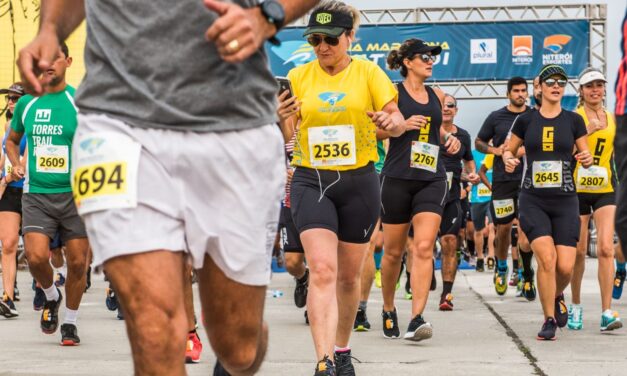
<box><xmin>42</xmin><ymin>285</ymin><xmax>59</xmax><ymax>302</ymax></box>
<box><xmin>64</xmin><ymin>309</ymin><xmax>78</xmax><ymax>325</ymax></box>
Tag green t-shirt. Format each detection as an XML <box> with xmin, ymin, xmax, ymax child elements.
<box><xmin>11</xmin><ymin>86</ymin><xmax>78</xmax><ymax>194</ymax></box>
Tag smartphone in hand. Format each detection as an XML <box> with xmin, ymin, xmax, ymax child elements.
<box><xmin>276</xmin><ymin>76</ymin><xmax>293</xmax><ymax>99</ymax></box>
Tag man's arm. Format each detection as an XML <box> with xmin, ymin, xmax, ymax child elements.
<box><xmin>17</xmin><ymin>0</ymin><xmax>85</xmax><ymax>94</ymax></box>
<box><xmin>6</xmin><ymin>130</ymin><xmax>25</xmax><ymax>181</ymax></box>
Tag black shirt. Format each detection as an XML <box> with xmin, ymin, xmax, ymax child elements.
<box><xmin>476</xmin><ymin>106</ymin><xmax>531</xmax><ymax>183</ymax></box>
<box><xmin>440</xmin><ymin>126</ymin><xmax>473</xmax><ymax>202</ymax></box>
<box><xmin>382</xmin><ymin>84</ymin><xmax>446</xmax><ymax>181</ymax></box>
<box><xmin>511</xmin><ymin>109</ymin><xmax>587</xmax><ymax>196</ymax></box>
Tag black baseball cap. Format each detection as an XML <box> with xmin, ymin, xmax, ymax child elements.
<box><xmin>538</xmin><ymin>64</ymin><xmax>568</xmax><ymax>83</ymax></box>
<box><xmin>0</xmin><ymin>83</ymin><xmax>24</xmax><ymax>96</ymax></box>
<box><xmin>303</xmin><ymin>9</ymin><xmax>353</xmax><ymax>37</ymax></box>
<box><xmin>407</xmin><ymin>39</ymin><xmax>442</xmax><ymax>56</ymax></box>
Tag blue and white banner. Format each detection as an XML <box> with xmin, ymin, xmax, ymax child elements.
<box><xmin>267</xmin><ymin>20</ymin><xmax>590</xmax><ymax>82</ymax></box>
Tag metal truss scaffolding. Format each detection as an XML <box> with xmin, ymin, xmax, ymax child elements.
<box><xmin>289</xmin><ymin>4</ymin><xmax>607</xmax><ymax>99</ymax></box>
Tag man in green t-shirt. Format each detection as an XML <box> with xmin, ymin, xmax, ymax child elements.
<box><xmin>6</xmin><ymin>43</ymin><xmax>89</xmax><ymax>346</ymax></box>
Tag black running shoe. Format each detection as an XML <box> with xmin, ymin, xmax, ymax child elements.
<box><xmin>476</xmin><ymin>258</ymin><xmax>485</xmax><ymax>272</ymax></box>
<box><xmin>60</xmin><ymin>323</ymin><xmax>80</xmax><ymax>346</ymax></box>
<box><xmin>353</xmin><ymin>308</ymin><xmax>370</xmax><ymax>332</ymax></box>
<box><xmin>334</xmin><ymin>350</ymin><xmax>356</xmax><ymax>376</ymax></box>
<box><xmin>314</xmin><ymin>355</ymin><xmax>336</xmax><ymax>376</ymax></box>
<box><xmin>106</xmin><ymin>287</ymin><xmax>119</xmax><ymax>311</ymax></box>
<box><xmin>0</xmin><ymin>295</ymin><xmax>18</xmax><ymax>318</ymax></box>
<box><xmin>33</xmin><ymin>287</ymin><xmax>46</xmax><ymax>311</ymax></box>
<box><xmin>41</xmin><ymin>290</ymin><xmax>63</xmax><ymax>334</ymax></box>
<box><xmin>537</xmin><ymin>317</ymin><xmax>557</xmax><ymax>340</ymax></box>
<box><xmin>381</xmin><ymin>308</ymin><xmax>400</xmax><ymax>338</ymax></box>
<box><xmin>522</xmin><ymin>279</ymin><xmax>537</xmax><ymax>302</ymax></box>
<box><xmin>213</xmin><ymin>360</ymin><xmax>232</xmax><ymax>376</ymax></box>
<box><xmin>294</xmin><ymin>269</ymin><xmax>309</xmax><ymax>309</ymax></box>
<box><xmin>554</xmin><ymin>293</ymin><xmax>568</xmax><ymax>328</ymax></box>
<box><xmin>117</xmin><ymin>307</ymin><xmax>125</xmax><ymax>320</ymax></box>
<box><xmin>304</xmin><ymin>310</ymin><xmax>309</xmax><ymax>325</ymax></box>
<box><xmin>403</xmin><ymin>314</ymin><xmax>433</xmax><ymax>342</ymax></box>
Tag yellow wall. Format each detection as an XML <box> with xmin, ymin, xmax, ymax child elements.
<box><xmin>0</xmin><ymin>0</ymin><xmax>86</xmax><ymax>90</ymax></box>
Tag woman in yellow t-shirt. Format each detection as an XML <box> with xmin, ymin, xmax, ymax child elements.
<box><xmin>285</xmin><ymin>1</ymin><xmax>404</xmax><ymax>374</ymax></box>
<box><xmin>568</xmin><ymin>67</ymin><xmax>622</xmax><ymax>332</ymax></box>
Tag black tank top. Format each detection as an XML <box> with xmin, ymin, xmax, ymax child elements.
<box><xmin>382</xmin><ymin>83</ymin><xmax>446</xmax><ymax>181</ymax></box>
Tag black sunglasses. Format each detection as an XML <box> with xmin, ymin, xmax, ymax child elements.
<box><xmin>5</xmin><ymin>95</ymin><xmax>20</xmax><ymax>102</ymax></box>
<box><xmin>307</xmin><ymin>35</ymin><xmax>340</xmax><ymax>47</ymax></box>
<box><xmin>414</xmin><ymin>53</ymin><xmax>437</xmax><ymax>63</ymax></box>
<box><xmin>544</xmin><ymin>78</ymin><xmax>567</xmax><ymax>88</ymax></box>
<box><xmin>444</xmin><ymin>102</ymin><xmax>456</xmax><ymax>108</ymax></box>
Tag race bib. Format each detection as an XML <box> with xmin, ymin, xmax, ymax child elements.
<box><xmin>308</xmin><ymin>125</ymin><xmax>356</xmax><ymax>167</ymax></box>
<box><xmin>577</xmin><ymin>165</ymin><xmax>609</xmax><ymax>190</ymax></box>
<box><xmin>35</xmin><ymin>145</ymin><xmax>69</xmax><ymax>174</ymax></box>
<box><xmin>532</xmin><ymin>161</ymin><xmax>562</xmax><ymax>188</ymax></box>
<box><xmin>446</xmin><ymin>171</ymin><xmax>453</xmax><ymax>190</ymax></box>
<box><xmin>493</xmin><ymin>198</ymin><xmax>514</xmax><ymax>219</ymax></box>
<box><xmin>72</xmin><ymin>132</ymin><xmax>141</xmax><ymax>215</ymax></box>
<box><xmin>477</xmin><ymin>183</ymin><xmax>491</xmax><ymax>197</ymax></box>
<box><xmin>410</xmin><ymin>141</ymin><xmax>439</xmax><ymax>173</ymax></box>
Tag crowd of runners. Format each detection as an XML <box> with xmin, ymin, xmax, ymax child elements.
<box><xmin>0</xmin><ymin>0</ymin><xmax>626</xmax><ymax>375</ymax></box>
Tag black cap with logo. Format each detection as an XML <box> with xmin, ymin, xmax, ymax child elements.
<box><xmin>538</xmin><ymin>64</ymin><xmax>568</xmax><ymax>83</ymax></box>
<box><xmin>303</xmin><ymin>9</ymin><xmax>354</xmax><ymax>37</ymax></box>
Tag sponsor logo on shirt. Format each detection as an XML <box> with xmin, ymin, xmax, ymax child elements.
<box><xmin>318</xmin><ymin>92</ymin><xmax>347</xmax><ymax>113</ymax></box>
<box><xmin>512</xmin><ymin>35</ymin><xmax>533</xmax><ymax>65</ymax></box>
<box><xmin>542</xmin><ymin>34</ymin><xmax>573</xmax><ymax>65</ymax></box>
<box><xmin>34</xmin><ymin>109</ymin><xmax>51</xmax><ymax>122</ymax></box>
<box><xmin>79</xmin><ymin>137</ymin><xmax>106</xmax><ymax>154</ymax></box>
<box><xmin>542</xmin><ymin>126</ymin><xmax>554</xmax><ymax>151</ymax></box>
<box><xmin>470</xmin><ymin>39</ymin><xmax>497</xmax><ymax>64</ymax></box>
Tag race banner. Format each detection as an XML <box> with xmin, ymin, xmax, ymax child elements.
<box><xmin>267</xmin><ymin>20</ymin><xmax>590</xmax><ymax>82</ymax></box>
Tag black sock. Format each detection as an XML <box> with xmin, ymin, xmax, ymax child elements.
<box><xmin>297</xmin><ymin>268</ymin><xmax>309</xmax><ymax>283</ymax></box>
<box><xmin>484</xmin><ymin>236</ymin><xmax>488</xmax><ymax>253</ymax></box>
<box><xmin>467</xmin><ymin>240</ymin><xmax>475</xmax><ymax>256</ymax></box>
<box><xmin>521</xmin><ymin>251</ymin><xmax>534</xmax><ymax>279</ymax></box>
<box><xmin>512</xmin><ymin>259</ymin><xmax>519</xmax><ymax>270</ymax></box>
<box><xmin>442</xmin><ymin>281</ymin><xmax>454</xmax><ymax>296</ymax></box>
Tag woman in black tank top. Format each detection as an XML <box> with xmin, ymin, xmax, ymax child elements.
<box><xmin>379</xmin><ymin>39</ymin><xmax>461</xmax><ymax>341</ymax></box>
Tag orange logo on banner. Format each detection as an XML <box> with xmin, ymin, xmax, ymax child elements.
<box><xmin>512</xmin><ymin>35</ymin><xmax>533</xmax><ymax>56</ymax></box>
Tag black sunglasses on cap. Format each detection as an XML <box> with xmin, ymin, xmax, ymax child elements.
<box><xmin>307</xmin><ymin>34</ymin><xmax>341</xmax><ymax>47</ymax></box>
<box><xmin>543</xmin><ymin>78</ymin><xmax>567</xmax><ymax>88</ymax></box>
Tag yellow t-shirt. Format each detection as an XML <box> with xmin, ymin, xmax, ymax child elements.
<box><xmin>574</xmin><ymin>107</ymin><xmax>616</xmax><ymax>194</ymax></box>
<box><xmin>483</xmin><ymin>154</ymin><xmax>494</xmax><ymax>170</ymax></box>
<box><xmin>288</xmin><ymin>58</ymin><xmax>397</xmax><ymax>171</ymax></box>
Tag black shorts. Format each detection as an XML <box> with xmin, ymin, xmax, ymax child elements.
<box><xmin>519</xmin><ymin>192</ymin><xmax>580</xmax><ymax>247</ymax></box>
<box><xmin>380</xmin><ymin>176</ymin><xmax>447</xmax><ymax>224</ymax></box>
<box><xmin>290</xmin><ymin>164</ymin><xmax>380</xmax><ymax>244</ymax></box>
<box><xmin>470</xmin><ymin>202</ymin><xmax>493</xmax><ymax>231</ymax></box>
<box><xmin>577</xmin><ymin>192</ymin><xmax>615</xmax><ymax>216</ymax></box>
<box><xmin>490</xmin><ymin>180</ymin><xmax>521</xmax><ymax>225</ymax></box>
<box><xmin>279</xmin><ymin>206</ymin><xmax>303</xmax><ymax>253</ymax></box>
<box><xmin>440</xmin><ymin>199</ymin><xmax>462</xmax><ymax>236</ymax></box>
<box><xmin>0</xmin><ymin>186</ymin><xmax>23</xmax><ymax>214</ymax></box>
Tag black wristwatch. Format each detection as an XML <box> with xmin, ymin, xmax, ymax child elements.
<box><xmin>259</xmin><ymin>0</ymin><xmax>285</xmax><ymax>46</ymax></box>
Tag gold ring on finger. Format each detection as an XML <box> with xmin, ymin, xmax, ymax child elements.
<box><xmin>227</xmin><ymin>39</ymin><xmax>240</xmax><ymax>52</ymax></box>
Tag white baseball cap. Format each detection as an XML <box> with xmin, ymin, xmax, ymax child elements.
<box><xmin>578</xmin><ymin>68</ymin><xmax>606</xmax><ymax>86</ymax></box>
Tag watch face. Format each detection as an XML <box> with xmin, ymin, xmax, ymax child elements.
<box><xmin>264</xmin><ymin>1</ymin><xmax>284</xmax><ymax>21</ymax></box>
